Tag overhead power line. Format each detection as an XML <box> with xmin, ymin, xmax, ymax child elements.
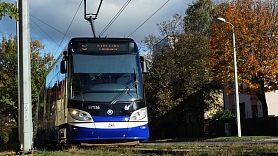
<box><xmin>30</xmin><ymin>18</ymin><xmax>60</xmax><ymax>47</ymax></box>
<box><xmin>99</xmin><ymin>0</ymin><xmax>131</xmax><ymax>37</ymax></box>
<box><xmin>30</xmin><ymin>14</ymin><xmax>71</xmax><ymax>38</ymax></box>
<box><xmin>54</xmin><ymin>0</ymin><xmax>83</xmax><ymax>57</ymax></box>
<box><xmin>30</xmin><ymin>23</ymin><xmax>52</xmax><ymax>53</ymax></box>
<box><xmin>128</xmin><ymin>0</ymin><xmax>169</xmax><ymax>37</ymax></box>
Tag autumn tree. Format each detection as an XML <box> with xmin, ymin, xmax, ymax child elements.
<box><xmin>210</xmin><ymin>0</ymin><xmax>278</xmax><ymax>117</ymax></box>
<box><xmin>0</xmin><ymin>35</ymin><xmax>53</xmax><ymax>125</ymax></box>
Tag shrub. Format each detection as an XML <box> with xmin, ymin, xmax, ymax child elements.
<box><xmin>211</xmin><ymin>110</ymin><xmax>234</xmax><ymax>120</ymax></box>
<box><xmin>0</xmin><ymin>131</ymin><xmax>9</xmax><ymax>144</ymax></box>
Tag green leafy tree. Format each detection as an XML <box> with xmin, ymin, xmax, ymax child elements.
<box><xmin>144</xmin><ymin>13</ymin><xmax>221</xmax><ymax>123</ymax></box>
<box><xmin>0</xmin><ymin>35</ymin><xmax>53</xmax><ymax>125</ymax></box>
<box><xmin>184</xmin><ymin>0</ymin><xmax>215</xmax><ymax>35</ymax></box>
<box><xmin>181</xmin><ymin>0</ymin><xmax>222</xmax><ymax>117</ymax></box>
<box><xmin>144</xmin><ymin>14</ymin><xmax>185</xmax><ymax>120</ymax></box>
<box><xmin>0</xmin><ymin>35</ymin><xmax>18</xmax><ymax>122</ymax></box>
<box><xmin>0</xmin><ymin>1</ymin><xmax>18</xmax><ymax>20</ymax></box>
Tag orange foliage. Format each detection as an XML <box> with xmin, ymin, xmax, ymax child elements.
<box><xmin>209</xmin><ymin>0</ymin><xmax>278</xmax><ymax>94</ymax></box>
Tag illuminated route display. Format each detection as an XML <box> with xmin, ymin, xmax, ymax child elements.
<box><xmin>71</xmin><ymin>41</ymin><xmax>133</xmax><ymax>53</ymax></box>
<box><xmin>81</xmin><ymin>43</ymin><xmax>127</xmax><ymax>51</ymax></box>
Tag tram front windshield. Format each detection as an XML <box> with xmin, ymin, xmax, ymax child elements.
<box><xmin>71</xmin><ymin>54</ymin><xmax>143</xmax><ymax>102</ymax></box>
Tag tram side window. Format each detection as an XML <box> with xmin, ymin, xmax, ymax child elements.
<box><xmin>46</xmin><ymin>89</ymin><xmax>51</xmax><ymax>115</ymax></box>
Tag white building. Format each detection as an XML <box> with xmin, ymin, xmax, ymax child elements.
<box><xmin>266</xmin><ymin>91</ymin><xmax>278</xmax><ymax>117</ymax></box>
<box><xmin>224</xmin><ymin>90</ymin><xmax>278</xmax><ymax>118</ymax></box>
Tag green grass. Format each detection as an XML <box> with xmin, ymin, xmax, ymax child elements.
<box><xmin>0</xmin><ymin>144</ymin><xmax>277</xmax><ymax>156</ymax></box>
<box><xmin>1</xmin><ymin>136</ymin><xmax>278</xmax><ymax>155</ymax></box>
<box><xmin>153</xmin><ymin>135</ymin><xmax>278</xmax><ymax>142</ymax></box>
<box><xmin>204</xmin><ymin>136</ymin><xmax>277</xmax><ymax>141</ymax></box>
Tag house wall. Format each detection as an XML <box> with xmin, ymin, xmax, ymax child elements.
<box><xmin>224</xmin><ymin>94</ymin><xmax>253</xmax><ymax>119</ymax></box>
<box><xmin>204</xmin><ymin>91</ymin><xmax>224</xmax><ymax>119</ymax></box>
<box><xmin>224</xmin><ymin>90</ymin><xmax>278</xmax><ymax>118</ymax></box>
<box><xmin>265</xmin><ymin>91</ymin><xmax>278</xmax><ymax>117</ymax></box>
<box><xmin>256</xmin><ymin>101</ymin><xmax>263</xmax><ymax>117</ymax></box>
<box><xmin>240</xmin><ymin>94</ymin><xmax>252</xmax><ymax>118</ymax></box>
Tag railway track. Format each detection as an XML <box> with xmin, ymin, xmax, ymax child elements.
<box><xmin>51</xmin><ymin>142</ymin><xmax>278</xmax><ymax>156</ymax></box>
<box><xmin>8</xmin><ymin>140</ymin><xmax>278</xmax><ymax>155</ymax></box>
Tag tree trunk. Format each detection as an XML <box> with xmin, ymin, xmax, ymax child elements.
<box><xmin>254</xmin><ymin>75</ymin><xmax>268</xmax><ymax>118</ymax></box>
<box><xmin>256</xmin><ymin>92</ymin><xmax>268</xmax><ymax>117</ymax></box>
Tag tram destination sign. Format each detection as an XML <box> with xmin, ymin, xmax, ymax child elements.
<box><xmin>78</xmin><ymin>43</ymin><xmax>129</xmax><ymax>52</ymax></box>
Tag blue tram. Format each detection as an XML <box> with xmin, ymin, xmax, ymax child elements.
<box><xmin>34</xmin><ymin>38</ymin><xmax>149</xmax><ymax>145</ymax></box>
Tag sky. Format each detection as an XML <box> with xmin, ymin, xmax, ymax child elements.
<box><xmin>0</xmin><ymin>0</ymin><xmax>190</xmax><ymax>58</ymax></box>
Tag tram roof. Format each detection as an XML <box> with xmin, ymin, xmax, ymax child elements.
<box><xmin>69</xmin><ymin>37</ymin><xmax>136</xmax><ymax>42</ymax></box>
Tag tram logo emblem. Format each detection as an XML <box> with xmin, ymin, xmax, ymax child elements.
<box><xmin>107</xmin><ymin>109</ymin><xmax>113</xmax><ymax>115</ymax></box>
<box><xmin>108</xmin><ymin>123</ymin><xmax>115</xmax><ymax>127</ymax></box>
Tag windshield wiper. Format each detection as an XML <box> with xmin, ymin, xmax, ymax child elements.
<box><xmin>107</xmin><ymin>81</ymin><xmax>138</xmax><ymax>107</ymax></box>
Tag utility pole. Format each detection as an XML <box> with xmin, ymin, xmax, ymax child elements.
<box><xmin>18</xmin><ymin>0</ymin><xmax>33</xmax><ymax>152</ymax></box>
<box><xmin>217</xmin><ymin>17</ymin><xmax>241</xmax><ymax>137</ymax></box>
<box><xmin>15</xmin><ymin>0</ymin><xmax>20</xmax><ymax>147</ymax></box>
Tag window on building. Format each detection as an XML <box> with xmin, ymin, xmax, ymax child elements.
<box><xmin>230</xmin><ymin>109</ymin><xmax>235</xmax><ymax>116</ymax></box>
<box><xmin>240</xmin><ymin>102</ymin><xmax>245</xmax><ymax>119</ymax></box>
<box><xmin>252</xmin><ymin>105</ymin><xmax>258</xmax><ymax>118</ymax></box>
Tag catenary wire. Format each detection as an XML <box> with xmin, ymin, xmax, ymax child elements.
<box><xmin>30</xmin><ymin>17</ymin><xmax>60</xmax><ymax>48</ymax></box>
<box><xmin>99</xmin><ymin>0</ymin><xmax>131</xmax><ymax>36</ymax></box>
<box><xmin>30</xmin><ymin>23</ymin><xmax>51</xmax><ymax>53</ymax></box>
<box><xmin>30</xmin><ymin>14</ymin><xmax>71</xmax><ymax>38</ymax></box>
<box><xmin>99</xmin><ymin>0</ymin><xmax>131</xmax><ymax>37</ymax></box>
<box><xmin>53</xmin><ymin>0</ymin><xmax>83</xmax><ymax>58</ymax></box>
<box><xmin>128</xmin><ymin>0</ymin><xmax>169</xmax><ymax>37</ymax></box>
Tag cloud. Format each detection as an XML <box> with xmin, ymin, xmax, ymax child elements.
<box><xmin>1</xmin><ymin>0</ymin><xmax>188</xmax><ymax>56</ymax></box>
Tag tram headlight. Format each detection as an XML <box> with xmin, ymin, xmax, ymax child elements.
<box><xmin>69</xmin><ymin>108</ymin><xmax>92</xmax><ymax>121</ymax></box>
<box><xmin>130</xmin><ymin>107</ymin><xmax>147</xmax><ymax>121</ymax></box>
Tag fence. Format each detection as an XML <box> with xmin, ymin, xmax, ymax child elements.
<box><xmin>189</xmin><ymin>117</ymin><xmax>278</xmax><ymax>137</ymax></box>
<box><xmin>149</xmin><ymin>117</ymin><xmax>278</xmax><ymax>139</ymax></box>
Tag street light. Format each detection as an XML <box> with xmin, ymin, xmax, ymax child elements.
<box><xmin>217</xmin><ymin>17</ymin><xmax>242</xmax><ymax>137</ymax></box>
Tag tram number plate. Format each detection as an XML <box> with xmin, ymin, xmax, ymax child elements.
<box><xmin>88</xmin><ymin>105</ymin><xmax>100</xmax><ymax>110</ymax></box>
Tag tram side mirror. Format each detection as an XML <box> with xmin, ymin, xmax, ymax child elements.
<box><xmin>61</xmin><ymin>51</ymin><xmax>68</xmax><ymax>74</ymax></box>
<box><xmin>60</xmin><ymin>57</ymin><xmax>67</xmax><ymax>74</ymax></box>
<box><xmin>140</xmin><ymin>56</ymin><xmax>148</xmax><ymax>73</ymax></box>
<box><xmin>60</xmin><ymin>60</ymin><xmax>67</xmax><ymax>74</ymax></box>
